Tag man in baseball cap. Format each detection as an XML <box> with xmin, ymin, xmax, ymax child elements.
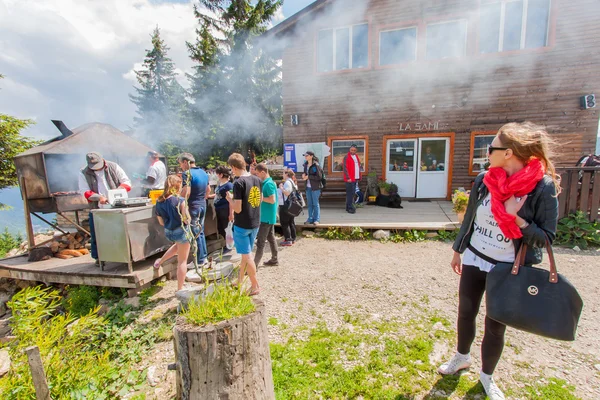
<box><xmin>86</xmin><ymin>152</ymin><xmax>104</xmax><ymax>170</ymax></box>
<box><xmin>78</xmin><ymin>152</ymin><xmax>132</xmax><ymax>266</ymax></box>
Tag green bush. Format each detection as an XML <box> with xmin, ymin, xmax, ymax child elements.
<box><xmin>63</xmin><ymin>285</ymin><xmax>100</xmax><ymax>317</ymax></box>
<box><xmin>0</xmin><ymin>228</ymin><xmax>22</xmax><ymax>258</ymax></box>
<box><xmin>0</xmin><ymin>286</ymin><xmax>141</xmax><ymax>399</ymax></box>
<box><xmin>555</xmin><ymin>211</ymin><xmax>600</xmax><ymax>249</ymax></box>
<box><xmin>182</xmin><ymin>282</ymin><xmax>256</xmax><ymax>327</ymax></box>
<box><xmin>451</xmin><ymin>190</ymin><xmax>469</xmax><ymax>214</ymax></box>
<box><xmin>437</xmin><ymin>230</ymin><xmax>458</xmax><ymax>242</ymax></box>
<box><xmin>321</xmin><ymin>227</ymin><xmax>372</xmax><ymax>241</ymax></box>
<box><xmin>389</xmin><ymin>230</ymin><xmax>427</xmax><ymax>243</ymax></box>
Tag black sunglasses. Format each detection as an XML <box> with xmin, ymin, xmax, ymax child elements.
<box><xmin>487</xmin><ymin>144</ymin><xmax>509</xmax><ymax>154</ymax></box>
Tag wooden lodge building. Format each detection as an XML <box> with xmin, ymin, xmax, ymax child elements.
<box><xmin>265</xmin><ymin>0</ymin><xmax>600</xmax><ymax>199</ymax></box>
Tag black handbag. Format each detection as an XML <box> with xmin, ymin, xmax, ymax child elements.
<box><xmin>485</xmin><ymin>236</ymin><xmax>583</xmax><ymax>341</ymax></box>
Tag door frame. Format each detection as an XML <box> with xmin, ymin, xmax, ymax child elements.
<box><xmin>386</xmin><ymin>137</ymin><xmax>418</xmax><ymax>198</ymax></box>
<box><xmin>382</xmin><ymin>132</ymin><xmax>455</xmax><ymax>200</ymax></box>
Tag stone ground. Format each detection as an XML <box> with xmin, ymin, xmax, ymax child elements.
<box><xmin>134</xmin><ymin>238</ymin><xmax>599</xmax><ymax>399</ymax></box>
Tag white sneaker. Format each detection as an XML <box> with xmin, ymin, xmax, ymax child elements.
<box><xmin>187</xmin><ymin>260</ymin><xmax>208</xmax><ymax>270</ymax></box>
<box><xmin>438</xmin><ymin>352</ymin><xmax>472</xmax><ymax>375</ymax></box>
<box><xmin>480</xmin><ymin>372</ymin><xmax>506</xmax><ymax>400</ymax></box>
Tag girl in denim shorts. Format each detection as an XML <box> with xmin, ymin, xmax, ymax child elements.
<box><xmin>154</xmin><ymin>175</ymin><xmax>191</xmax><ymax>291</ymax></box>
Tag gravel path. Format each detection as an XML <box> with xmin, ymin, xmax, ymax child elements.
<box><xmin>258</xmin><ymin>238</ymin><xmax>600</xmax><ymax>399</ymax></box>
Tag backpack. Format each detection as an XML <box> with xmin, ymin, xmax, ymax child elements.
<box><xmin>283</xmin><ymin>180</ymin><xmax>303</xmax><ymax>217</ymax></box>
<box><xmin>320</xmin><ymin>167</ymin><xmax>327</xmax><ymax>189</ymax></box>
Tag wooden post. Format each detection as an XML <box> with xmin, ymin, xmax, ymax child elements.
<box><xmin>25</xmin><ymin>346</ymin><xmax>51</xmax><ymax>400</ymax></box>
<box><xmin>20</xmin><ymin>177</ymin><xmax>36</xmax><ymax>250</ymax></box>
<box><xmin>173</xmin><ymin>299</ymin><xmax>275</xmax><ymax>400</ymax></box>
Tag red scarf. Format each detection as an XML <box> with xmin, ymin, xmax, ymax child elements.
<box><xmin>483</xmin><ymin>158</ymin><xmax>545</xmax><ymax>239</ymax></box>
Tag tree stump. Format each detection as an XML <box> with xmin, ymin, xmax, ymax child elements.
<box><xmin>173</xmin><ymin>299</ymin><xmax>275</xmax><ymax>400</ymax></box>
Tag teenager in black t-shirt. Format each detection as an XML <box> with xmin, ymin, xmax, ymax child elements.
<box><xmin>226</xmin><ymin>153</ymin><xmax>262</xmax><ymax>296</ymax></box>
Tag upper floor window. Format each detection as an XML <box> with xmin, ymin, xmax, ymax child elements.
<box><xmin>479</xmin><ymin>0</ymin><xmax>551</xmax><ymax>53</ymax></box>
<box><xmin>317</xmin><ymin>23</ymin><xmax>369</xmax><ymax>72</ymax></box>
<box><xmin>379</xmin><ymin>27</ymin><xmax>417</xmax><ymax>66</ymax></box>
<box><xmin>426</xmin><ymin>20</ymin><xmax>468</xmax><ymax>60</ymax></box>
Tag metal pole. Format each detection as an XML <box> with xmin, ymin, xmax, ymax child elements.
<box><xmin>20</xmin><ymin>177</ymin><xmax>36</xmax><ymax>250</ymax></box>
<box><xmin>57</xmin><ymin>212</ymin><xmax>90</xmax><ymax>236</ymax></box>
<box><xmin>31</xmin><ymin>212</ymin><xmax>68</xmax><ymax>235</ymax></box>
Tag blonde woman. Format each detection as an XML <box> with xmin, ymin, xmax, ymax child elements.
<box><xmin>154</xmin><ymin>175</ymin><xmax>191</xmax><ymax>291</ymax></box>
<box><xmin>439</xmin><ymin>122</ymin><xmax>561</xmax><ymax>400</ymax></box>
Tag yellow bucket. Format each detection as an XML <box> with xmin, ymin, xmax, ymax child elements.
<box><xmin>149</xmin><ymin>190</ymin><xmax>163</xmax><ymax>205</ymax></box>
<box><xmin>368</xmin><ymin>196</ymin><xmax>377</xmax><ymax>202</ymax></box>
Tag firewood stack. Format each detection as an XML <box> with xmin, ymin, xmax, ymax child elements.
<box><xmin>49</xmin><ymin>233</ymin><xmax>90</xmax><ymax>259</ymax></box>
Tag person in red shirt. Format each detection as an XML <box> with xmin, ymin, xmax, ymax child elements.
<box><xmin>343</xmin><ymin>144</ymin><xmax>362</xmax><ymax>214</ymax></box>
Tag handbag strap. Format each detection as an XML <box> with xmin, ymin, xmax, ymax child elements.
<box><xmin>510</xmin><ymin>233</ymin><xmax>559</xmax><ymax>283</ymax></box>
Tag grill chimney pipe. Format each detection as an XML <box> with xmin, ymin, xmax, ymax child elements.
<box><xmin>51</xmin><ymin>120</ymin><xmax>74</xmax><ymax>138</ymax></box>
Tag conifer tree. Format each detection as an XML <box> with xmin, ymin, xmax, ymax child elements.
<box><xmin>187</xmin><ymin>0</ymin><xmax>283</xmax><ymax>160</ymax></box>
<box><xmin>129</xmin><ymin>27</ymin><xmax>187</xmax><ymax>154</ymax></box>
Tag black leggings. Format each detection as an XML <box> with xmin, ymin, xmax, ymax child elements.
<box><xmin>215</xmin><ymin>207</ymin><xmax>229</xmax><ymax>241</ymax></box>
<box><xmin>279</xmin><ymin>205</ymin><xmax>296</xmax><ymax>242</ymax></box>
<box><xmin>457</xmin><ymin>264</ymin><xmax>507</xmax><ymax>375</ymax></box>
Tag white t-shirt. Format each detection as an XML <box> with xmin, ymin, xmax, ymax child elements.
<box><xmin>145</xmin><ymin>160</ymin><xmax>167</xmax><ymax>189</ymax></box>
<box><xmin>78</xmin><ymin>163</ymin><xmax>131</xmax><ymax>197</ymax></box>
<box><xmin>463</xmin><ymin>193</ymin><xmax>515</xmax><ymax>272</ymax></box>
<box><xmin>351</xmin><ymin>155</ymin><xmax>360</xmax><ymax>180</ymax></box>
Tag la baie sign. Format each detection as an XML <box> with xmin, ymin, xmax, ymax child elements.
<box><xmin>399</xmin><ymin>122</ymin><xmax>440</xmax><ymax>131</ymax></box>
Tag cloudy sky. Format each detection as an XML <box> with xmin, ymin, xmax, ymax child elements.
<box><xmin>0</xmin><ymin>0</ymin><xmax>315</xmax><ymax>140</ymax></box>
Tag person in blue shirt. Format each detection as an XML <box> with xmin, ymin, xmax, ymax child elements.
<box><xmin>209</xmin><ymin>165</ymin><xmax>233</xmax><ymax>253</ymax></box>
<box><xmin>177</xmin><ymin>153</ymin><xmax>211</xmax><ymax>268</ymax></box>
<box><xmin>154</xmin><ymin>175</ymin><xmax>191</xmax><ymax>291</ymax></box>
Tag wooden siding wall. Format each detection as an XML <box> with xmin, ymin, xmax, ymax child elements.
<box><xmin>281</xmin><ymin>0</ymin><xmax>600</xmax><ymax>193</ymax></box>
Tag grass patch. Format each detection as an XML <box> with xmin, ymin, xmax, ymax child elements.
<box><xmin>182</xmin><ymin>282</ymin><xmax>255</xmax><ymax>326</ymax></box>
<box><xmin>271</xmin><ymin>311</ymin><xmax>571</xmax><ymax>400</ymax></box>
<box><xmin>268</xmin><ymin>317</ymin><xmax>279</xmax><ymax>326</ymax></box>
<box><xmin>521</xmin><ymin>378</ymin><xmax>580</xmax><ymax>399</ymax></box>
<box><xmin>271</xmin><ymin>315</ymin><xmax>453</xmax><ymax>399</ymax></box>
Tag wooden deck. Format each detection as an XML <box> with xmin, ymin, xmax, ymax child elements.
<box><xmin>288</xmin><ymin>200</ymin><xmax>460</xmax><ymax>230</ymax></box>
<box><xmin>0</xmin><ymin>253</ymin><xmax>176</xmax><ymax>293</ymax></box>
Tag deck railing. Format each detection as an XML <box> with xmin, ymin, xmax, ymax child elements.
<box><xmin>557</xmin><ymin>167</ymin><xmax>600</xmax><ymax>222</ymax></box>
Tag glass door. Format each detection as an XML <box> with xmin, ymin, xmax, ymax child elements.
<box><xmin>416</xmin><ymin>138</ymin><xmax>449</xmax><ymax>198</ymax></box>
<box><xmin>386</xmin><ymin>139</ymin><xmax>417</xmax><ymax>198</ymax></box>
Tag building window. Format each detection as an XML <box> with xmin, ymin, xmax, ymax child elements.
<box><xmin>470</xmin><ymin>133</ymin><xmax>495</xmax><ymax>175</ymax></box>
<box><xmin>426</xmin><ymin>20</ymin><xmax>468</xmax><ymax>60</ymax></box>
<box><xmin>329</xmin><ymin>138</ymin><xmax>367</xmax><ymax>174</ymax></box>
<box><xmin>479</xmin><ymin>0</ymin><xmax>551</xmax><ymax>54</ymax></box>
<box><xmin>317</xmin><ymin>23</ymin><xmax>369</xmax><ymax>72</ymax></box>
<box><xmin>379</xmin><ymin>27</ymin><xmax>417</xmax><ymax>66</ymax></box>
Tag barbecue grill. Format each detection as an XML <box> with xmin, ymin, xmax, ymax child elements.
<box><xmin>14</xmin><ymin>121</ymin><xmax>164</xmax><ymax>244</ymax></box>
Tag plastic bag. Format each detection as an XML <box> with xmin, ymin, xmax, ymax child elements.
<box><xmin>225</xmin><ymin>221</ymin><xmax>234</xmax><ymax>250</ymax></box>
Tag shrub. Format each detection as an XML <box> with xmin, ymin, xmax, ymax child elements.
<box><xmin>0</xmin><ymin>286</ymin><xmax>137</xmax><ymax>399</ymax></box>
<box><xmin>389</xmin><ymin>230</ymin><xmax>427</xmax><ymax>243</ymax></box>
<box><xmin>437</xmin><ymin>230</ymin><xmax>458</xmax><ymax>242</ymax></box>
<box><xmin>0</xmin><ymin>228</ymin><xmax>22</xmax><ymax>258</ymax></box>
<box><xmin>182</xmin><ymin>282</ymin><xmax>255</xmax><ymax>326</ymax></box>
<box><xmin>451</xmin><ymin>190</ymin><xmax>469</xmax><ymax>214</ymax></box>
<box><xmin>63</xmin><ymin>285</ymin><xmax>100</xmax><ymax>317</ymax></box>
<box><xmin>555</xmin><ymin>211</ymin><xmax>600</xmax><ymax>249</ymax></box>
<box><xmin>321</xmin><ymin>227</ymin><xmax>372</xmax><ymax>241</ymax></box>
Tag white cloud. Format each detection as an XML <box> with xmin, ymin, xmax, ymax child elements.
<box><xmin>0</xmin><ymin>0</ymin><xmax>199</xmax><ymax>139</ymax></box>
